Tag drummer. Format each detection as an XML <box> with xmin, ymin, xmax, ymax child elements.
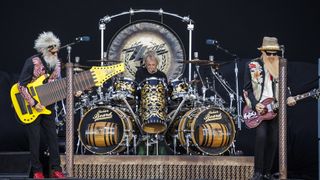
<box><xmin>135</xmin><ymin>50</ymin><xmax>167</xmax><ymax>84</ymax></box>
<box><xmin>134</xmin><ymin>50</ymin><xmax>169</xmax><ymax>155</ymax></box>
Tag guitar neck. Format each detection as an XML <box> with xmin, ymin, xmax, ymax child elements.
<box><xmin>36</xmin><ymin>70</ymin><xmax>95</xmax><ymax>106</ymax></box>
<box><xmin>273</xmin><ymin>89</ymin><xmax>318</xmax><ymax>110</ymax></box>
<box><xmin>35</xmin><ymin>63</ymin><xmax>125</xmax><ymax>106</ymax></box>
<box><xmin>293</xmin><ymin>90</ymin><xmax>317</xmax><ymax>101</ymax></box>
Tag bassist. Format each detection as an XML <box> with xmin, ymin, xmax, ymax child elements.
<box><xmin>17</xmin><ymin>32</ymin><xmax>64</xmax><ymax>179</ymax></box>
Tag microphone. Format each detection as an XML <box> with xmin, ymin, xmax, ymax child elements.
<box><xmin>206</xmin><ymin>39</ymin><xmax>219</xmax><ymax>46</ymax></box>
<box><xmin>75</xmin><ymin>36</ymin><xmax>90</xmax><ymax>42</ymax></box>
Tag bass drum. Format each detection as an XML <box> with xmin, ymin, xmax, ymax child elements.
<box><xmin>166</xmin><ymin>107</ymin><xmax>236</xmax><ymax>155</ymax></box>
<box><xmin>78</xmin><ymin>106</ymin><xmax>135</xmax><ymax>154</ymax></box>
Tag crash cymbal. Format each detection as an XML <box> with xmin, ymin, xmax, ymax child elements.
<box><xmin>87</xmin><ymin>59</ymin><xmax>122</xmax><ymax>63</ymax></box>
<box><xmin>178</xmin><ymin>59</ymin><xmax>212</xmax><ymax>64</ymax></box>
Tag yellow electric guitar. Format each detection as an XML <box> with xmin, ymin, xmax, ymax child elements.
<box><xmin>11</xmin><ymin>63</ymin><xmax>125</xmax><ymax>124</ymax></box>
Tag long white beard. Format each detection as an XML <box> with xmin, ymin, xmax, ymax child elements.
<box><xmin>43</xmin><ymin>53</ymin><xmax>59</xmax><ymax>69</ymax></box>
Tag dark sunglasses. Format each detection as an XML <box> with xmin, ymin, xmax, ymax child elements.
<box><xmin>265</xmin><ymin>51</ymin><xmax>280</xmax><ymax>56</ymax></box>
<box><xmin>47</xmin><ymin>44</ymin><xmax>57</xmax><ymax>49</ymax></box>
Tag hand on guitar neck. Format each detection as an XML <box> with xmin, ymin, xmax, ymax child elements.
<box><xmin>286</xmin><ymin>96</ymin><xmax>296</xmax><ymax>106</ymax></box>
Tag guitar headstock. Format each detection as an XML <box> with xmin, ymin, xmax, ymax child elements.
<box><xmin>312</xmin><ymin>88</ymin><xmax>320</xmax><ymax>99</ymax></box>
<box><xmin>90</xmin><ymin>63</ymin><xmax>125</xmax><ymax>86</ymax></box>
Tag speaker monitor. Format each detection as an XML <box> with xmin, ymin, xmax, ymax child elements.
<box><xmin>0</xmin><ymin>151</ymin><xmax>31</xmax><ymax>178</ymax></box>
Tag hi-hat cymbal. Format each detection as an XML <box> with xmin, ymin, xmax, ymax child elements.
<box><xmin>73</xmin><ymin>67</ymin><xmax>85</xmax><ymax>72</ymax></box>
<box><xmin>73</xmin><ymin>64</ymin><xmax>91</xmax><ymax>72</ymax></box>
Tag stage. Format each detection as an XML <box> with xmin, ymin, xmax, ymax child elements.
<box><xmin>60</xmin><ymin>155</ymin><xmax>254</xmax><ymax>179</ymax></box>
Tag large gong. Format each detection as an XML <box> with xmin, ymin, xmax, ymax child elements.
<box><xmin>107</xmin><ymin>21</ymin><xmax>186</xmax><ymax>80</ymax></box>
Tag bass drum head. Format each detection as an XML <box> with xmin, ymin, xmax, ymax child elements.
<box><xmin>190</xmin><ymin>108</ymin><xmax>236</xmax><ymax>155</ymax></box>
<box><xmin>107</xmin><ymin>20</ymin><xmax>186</xmax><ymax>80</ymax></box>
<box><xmin>78</xmin><ymin>106</ymin><xmax>133</xmax><ymax>154</ymax></box>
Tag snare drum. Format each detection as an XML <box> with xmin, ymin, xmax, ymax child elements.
<box><xmin>139</xmin><ymin>77</ymin><xmax>167</xmax><ymax>134</ymax></box>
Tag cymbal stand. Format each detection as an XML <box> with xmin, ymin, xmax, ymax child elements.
<box><xmin>213</xmin><ymin>43</ymin><xmax>243</xmax><ymax>129</ymax></box>
<box><xmin>195</xmin><ymin>65</ymin><xmax>207</xmax><ymax>102</ymax></box>
<box><xmin>210</xmin><ymin>68</ymin><xmax>235</xmax><ymax>106</ymax></box>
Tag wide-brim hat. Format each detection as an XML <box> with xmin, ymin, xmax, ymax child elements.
<box><xmin>257</xmin><ymin>36</ymin><xmax>281</xmax><ymax>51</ymax></box>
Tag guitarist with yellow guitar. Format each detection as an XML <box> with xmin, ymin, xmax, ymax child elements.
<box><xmin>11</xmin><ymin>32</ymin><xmax>125</xmax><ymax>179</ymax></box>
<box><xmin>243</xmin><ymin>37</ymin><xmax>296</xmax><ymax>180</ymax></box>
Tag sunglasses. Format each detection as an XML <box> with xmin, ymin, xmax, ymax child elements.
<box><xmin>265</xmin><ymin>51</ymin><xmax>280</xmax><ymax>56</ymax></box>
<box><xmin>47</xmin><ymin>44</ymin><xmax>57</xmax><ymax>49</ymax></box>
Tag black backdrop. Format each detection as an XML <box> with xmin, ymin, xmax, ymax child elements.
<box><xmin>0</xmin><ymin>0</ymin><xmax>319</xmax><ymax>179</ymax></box>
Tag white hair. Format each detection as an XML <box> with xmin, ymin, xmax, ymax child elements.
<box><xmin>34</xmin><ymin>31</ymin><xmax>60</xmax><ymax>53</ymax></box>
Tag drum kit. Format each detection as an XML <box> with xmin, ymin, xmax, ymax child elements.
<box><xmin>56</xmin><ymin>58</ymin><xmax>238</xmax><ymax>156</ymax></box>
<box><xmin>55</xmin><ymin>9</ymin><xmax>243</xmax><ymax>156</ymax></box>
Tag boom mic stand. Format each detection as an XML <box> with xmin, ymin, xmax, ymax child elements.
<box><xmin>214</xmin><ymin>44</ymin><xmax>243</xmax><ymax>130</ymax></box>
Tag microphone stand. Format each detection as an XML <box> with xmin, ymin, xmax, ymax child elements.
<box><xmin>60</xmin><ymin>39</ymin><xmax>83</xmax><ymax>51</ymax></box>
<box><xmin>215</xmin><ymin>44</ymin><xmax>243</xmax><ymax>130</ymax></box>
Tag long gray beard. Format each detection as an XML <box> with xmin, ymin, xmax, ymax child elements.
<box><xmin>43</xmin><ymin>54</ymin><xmax>59</xmax><ymax>69</ymax></box>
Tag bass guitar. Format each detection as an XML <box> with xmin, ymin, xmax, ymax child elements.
<box><xmin>11</xmin><ymin>63</ymin><xmax>124</xmax><ymax>124</ymax></box>
<box><xmin>243</xmin><ymin>88</ymin><xmax>319</xmax><ymax>129</ymax></box>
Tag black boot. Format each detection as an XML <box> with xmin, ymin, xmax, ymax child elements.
<box><xmin>263</xmin><ymin>173</ymin><xmax>272</xmax><ymax>180</ymax></box>
<box><xmin>251</xmin><ymin>172</ymin><xmax>263</xmax><ymax>180</ymax></box>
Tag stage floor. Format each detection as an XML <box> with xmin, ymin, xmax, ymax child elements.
<box><xmin>61</xmin><ymin>155</ymin><xmax>254</xmax><ymax>180</ymax></box>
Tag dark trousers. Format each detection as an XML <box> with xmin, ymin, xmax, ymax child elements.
<box><xmin>26</xmin><ymin>107</ymin><xmax>61</xmax><ymax>173</ymax></box>
<box><xmin>254</xmin><ymin>117</ymin><xmax>278</xmax><ymax>175</ymax></box>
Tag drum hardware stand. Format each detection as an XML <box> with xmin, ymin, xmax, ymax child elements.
<box><xmin>195</xmin><ymin>64</ymin><xmax>207</xmax><ymax>102</ymax></box>
<box><xmin>75</xmin><ymin>103</ymin><xmax>86</xmax><ymax>155</ymax></box>
<box><xmin>210</xmin><ymin>42</ymin><xmax>243</xmax><ymax>130</ymax></box>
<box><xmin>167</xmin><ymin>96</ymin><xmax>188</xmax><ymax>129</ymax></box>
<box><xmin>124</xmin><ymin>133</ymin><xmax>130</xmax><ymax>155</ymax></box>
<box><xmin>133</xmin><ymin>134</ymin><xmax>137</xmax><ymax>155</ymax></box>
<box><xmin>120</xmin><ymin>96</ymin><xmax>144</xmax><ymax>135</ymax></box>
<box><xmin>210</xmin><ymin>67</ymin><xmax>243</xmax><ymax>119</ymax></box>
<box><xmin>186</xmin><ymin>133</ymin><xmax>191</xmax><ymax>155</ymax></box>
<box><xmin>173</xmin><ymin>134</ymin><xmax>178</xmax><ymax>155</ymax></box>
<box><xmin>229</xmin><ymin>141</ymin><xmax>236</xmax><ymax>156</ymax></box>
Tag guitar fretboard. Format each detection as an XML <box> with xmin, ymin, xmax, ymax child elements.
<box><xmin>36</xmin><ymin>71</ymin><xmax>95</xmax><ymax>106</ymax></box>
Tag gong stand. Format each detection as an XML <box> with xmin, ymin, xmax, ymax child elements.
<box><xmin>99</xmin><ymin>8</ymin><xmax>194</xmax><ymax>82</ymax></box>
